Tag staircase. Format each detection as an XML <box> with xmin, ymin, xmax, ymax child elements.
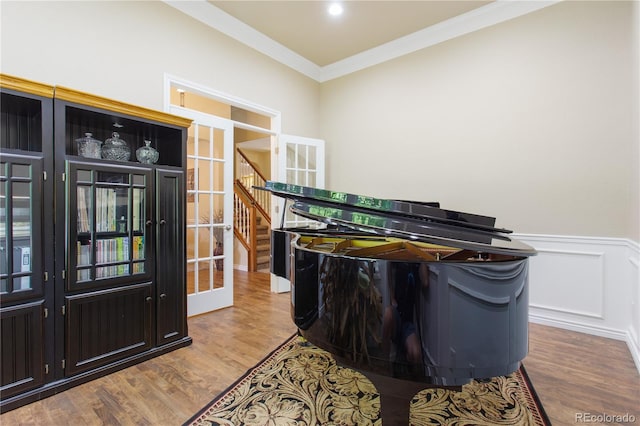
<box><xmin>234</xmin><ymin>149</ymin><xmax>271</xmax><ymax>272</ymax></box>
<box><xmin>255</xmin><ymin>217</ymin><xmax>271</xmax><ymax>271</ymax></box>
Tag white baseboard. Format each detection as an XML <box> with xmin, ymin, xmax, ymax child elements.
<box><xmin>529</xmin><ymin>313</ymin><xmax>628</xmax><ymax>341</ymax></box>
<box><xmin>234</xmin><ymin>263</ymin><xmax>248</xmax><ymax>272</ymax></box>
<box><xmin>627</xmin><ymin>329</ymin><xmax>640</xmax><ymax>374</ymax></box>
<box><xmin>516</xmin><ymin>234</ymin><xmax>640</xmax><ymax>374</ymax></box>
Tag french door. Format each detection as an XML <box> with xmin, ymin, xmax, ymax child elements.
<box><xmin>271</xmin><ymin>134</ymin><xmax>325</xmax><ymax>293</ymax></box>
<box><xmin>169</xmin><ymin>106</ymin><xmax>234</xmax><ymax>316</ymax></box>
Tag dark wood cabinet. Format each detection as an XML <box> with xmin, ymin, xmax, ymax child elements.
<box><xmin>0</xmin><ymin>76</ymin><xmax>54</xmax><ymax>405</ymax></box>
<box><xmin>65</xmin><ymin>283</ymin><xmax>153</xmax><ymax>376</ymax></box>
<box><xmin>155</xmin><ymin>168</ymin><xmax>186</xmax><ymax>345</ymax></box>
<box><xmin>0</xmin><ymin>301</ymin><xmax>45</xmax><ymax>399</ymax></box>
<box><xmin>0</xmin><ymin>75</ymin><xmax>192</xmax><ymax>412</ymax></box>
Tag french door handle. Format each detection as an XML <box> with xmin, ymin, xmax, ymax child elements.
<box><xmin>159</xmin><ymin>219</ymin><xmax>167</xmax><ymax>225</ymax></box>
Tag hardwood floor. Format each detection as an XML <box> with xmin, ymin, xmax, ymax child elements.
<box><xmin>526</xmin><ymin>323</ymin><xmax>640</xmax><ymax>425</ymax></box>
<box><xmin>1</xmin><ymin>270</ymin><xmax>638</xmax><ymax>425</ymax></box>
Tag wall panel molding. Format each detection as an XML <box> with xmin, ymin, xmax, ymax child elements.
<box><xmin>513</xmin><ymin>234</ymin><xmax>640</xmax><ymax>373</ymax></box>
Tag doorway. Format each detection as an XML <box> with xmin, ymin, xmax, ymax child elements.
<box><xmin>165</xmin><ymin>75</ymin><xmax>280</xmax><ymax>316</ymax></box>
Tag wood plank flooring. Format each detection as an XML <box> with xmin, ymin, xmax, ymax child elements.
<box><xmin>1</xmin><ymin>270</ymin><xmax>639</xmax><ymax>425</ymax></box>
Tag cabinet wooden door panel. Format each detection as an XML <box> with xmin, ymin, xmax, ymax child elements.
<box><xmin>65</xmin><ymin>283</ymin><xmax>152</xmax><ymax>376</ymax></box>
<box><xmin>0</xmin><ymin>300</ymin><xmax>44</xmax><ymax>399</ymax></box>
<box><xmin>156</xmin><ymin>168</ymin><xmax>186</xmax><ymax>345</ymax></box>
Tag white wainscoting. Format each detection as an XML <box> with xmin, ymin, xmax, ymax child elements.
<box><xmin>513</xmin><ymin>234</ymin><xmax>640</xmax><ymax>373</ymax></box>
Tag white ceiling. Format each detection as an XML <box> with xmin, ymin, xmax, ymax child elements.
<box><xmin>164</xmin><ymin>0</ymin><xmax>559</xmax><ymax>82</ymax></box>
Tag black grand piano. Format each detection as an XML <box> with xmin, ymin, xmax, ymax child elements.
<box><xmin>258</xmin><ymin>181</ymin><xmax>536</xmax><ymax>424</ymax></box>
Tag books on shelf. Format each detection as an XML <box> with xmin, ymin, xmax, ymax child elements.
<box><xmin>96</xmin><ymin>188</ymin><xmax>118</xmax><ymax>232</ymax></box>
<box><xmin>13</xmin><ymin>246</ymin><xmax>31</xmax><ymax>290</ymax></box>
<box><xmin>133</xmin><ymin>235</ymin><xmax>144</xmax><ymax>260</ymax></box>
<box><xmin>93</xmin><ymin>236</ymin><xmax>130</xmax><ymax>278</ymax></box>
<box><xmin>75</xmin><ymin>184</ymin><xmax>146</xmax><ymax>280</ymax></box>
<box><xmin>77</xmin><ymin>186</ymin><xmax>90</xmax><ymax>233</ymax></box>
<box><xmin>133</xmin><ymin>188</ymin><xmax>143</xmax><ymax>232</ymax></box>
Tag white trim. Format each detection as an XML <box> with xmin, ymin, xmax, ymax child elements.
<box><xmin>320</xmin><ymin>1</ymin><xmax>560</xmax><ymax>82</ymax></box>
<box><xmin>628</xmin><ymin>329</ymin><xmax>640</xmax><ymax>374</ymax></box>
<box><xmin>628</xmin><ymin>239</ymin><xmax>640</xmax><ymax>372</ymax></box>
<box><xmin>162</xmin><ymin>1</ymin><xmax>321</xmax><ymax>81</ymax></box>
<box><xmin>163</xmin><ymin>0</ymin><xmax>561</xmax><ymax>82</ymax></box>
<box><xmin>164</xmin><ymin>73</ymin><xmax>282</xmax><ymax>123</ymax></box>
<box><xmin>234</xmin><ymin>263</ymin><xmax>248</xmax><ymax>272</ymax></box>
<box><xmin>233</xmin><ymin>120</ymin><xmax>277</xmax><ymax>136</ymax></box>
<box><xmin>529</xmin><ymin>313</ymin><xmax>629</xmax><ymax>341</ymax></box>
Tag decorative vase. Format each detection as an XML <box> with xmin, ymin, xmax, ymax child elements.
<box><xmin>101</xmin><ymin>132</ymin><xmax>131</xmax><ymax>161</ymax></box>
<box><xmin>75</xmin><ymin>132</ymin><xmax>102</xmax><ymax>159</ymax></box>
<box><xmin>136</xmin><ymin>140</ymin><xmax>159</xmax><ymax>164</ymax></box>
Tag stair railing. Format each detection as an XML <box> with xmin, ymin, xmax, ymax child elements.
<box><xmin>237</xmin><ymin>148</ymin><xmax>270</xmax><ymax>220</ymax></box>
<box><xmin>234</xmin><ymin>182</ymin><xmax>257</xmax><ymax>271</ymax></box>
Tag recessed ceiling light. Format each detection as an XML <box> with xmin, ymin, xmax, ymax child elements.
<box><xmin>328</xmin><ymin>3</ymin><xmax>343</xmax><ymax>16</ymax></box>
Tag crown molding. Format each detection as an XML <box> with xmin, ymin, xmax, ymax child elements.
<box><xmin>319</xmin><ymin>0</ymin><xmax>561</xmax><ymax>82</ymax></box>
<box><xmin>163</xmin><ymin>0</ymin><xmax>561</xmax><ymax>83</ymax></box>
<box><xmin>163</xmin><ymin>0</ymin><xmax>321</xmax><ymax>81</ymax></box>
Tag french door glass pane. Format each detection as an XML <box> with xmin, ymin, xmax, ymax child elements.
<box><xmin>308</xmin><ymin>146</ymin><xmax>316</xmax><ymax>170</ymax></box>
<box><xmin>213</xmin><ymin>128</ymin><xmax>224</xmax><ymax>158</ymax></box>
<box><xmin>213</xmin><ymin>160</ymin><xmax>224</xmax><ymax>191</ymax></box>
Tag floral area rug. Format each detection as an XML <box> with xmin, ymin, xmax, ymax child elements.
<box><xmin>185</xmin><ymin>335</ymin><xmax>550</xmax><ymax>426</ymax></box>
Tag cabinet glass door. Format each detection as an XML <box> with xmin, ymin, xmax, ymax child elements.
<box><xmin>0</xmin><ymin>156</ymin><xmax>43</xmax><ymax>300</ymax></box>
<box><xmin>68</xmin><ymin>161</ymin><xmax>151</xmax><ymax>290</ymax></box>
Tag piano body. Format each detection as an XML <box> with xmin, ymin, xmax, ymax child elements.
<box><xmin>259</xmin><ymin>181</ymin><xmax>536</xmax><ymax>424</ymax></box>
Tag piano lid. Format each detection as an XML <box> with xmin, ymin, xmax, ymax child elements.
<box><xmin>256</xmin><ymin>181</ymin><xmax>536</xmax><ymax>257</ymax></box>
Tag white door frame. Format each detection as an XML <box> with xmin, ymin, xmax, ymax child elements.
<box><xmin>270</xmin><ymin>134</ymin><xmax>326</xmax><ymax>293</ymax></box>
<box><xmin>164</xmin><ymin>74</ymin><xmax>283</xmax><ymax>313</ymax></box>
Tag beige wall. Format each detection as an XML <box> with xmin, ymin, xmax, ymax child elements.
<box><xmin>0</xmin><ymin>0</ymin><xmax>320</xmax><ymax>137</ymax></box>
<box><xmin>320</xmin><ymin>1</ymin><xmax>639</xmax><ymax>241</ymax></box>
<box><xmin>2</xmin><ymin>1</ymin><xmax>638</xmax><ymax>242</ymax></box>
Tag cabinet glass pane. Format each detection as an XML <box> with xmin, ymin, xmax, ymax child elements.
<box><xmin>77</xmin><ymin>169</ymin><xmax>92</xmax><ymax>183</ymax></box>
<box><xmin>132</xmin><ymin>188</ymin><xmax>144</xmax><ymax>232</ymax></box>
<box><xmin>95</xmin><ymin>237</ymin><xmax>130</xmax><ymax>279</ymax></box>
<box><xmin>132</xmin><ymin>236</ymin><xmax>145</xmax><ymax>260</ymax></box>
<box><xmin>95</xmin><ymin>187</ymin><xmax>128</xmax><ymax>232</ymax></box>
<box><xmin>70</xmin><ymin>162</ymin><xmax>150</xmax><ymax>286</ymax></box>
<box><xmin>12</xmin><ymin>181</ymin><xmax>31</xmax><ymax>291</ymax></box>
<box><xmin>133</xmin><ymin>174</ymin><xmax>145</xmax><ymax>185</ymax></box>
<box><xmin>132</xmin><ymin>261</ymin><xmax>144</xmax><ymax>274</ymax></box>
<box><xmin>96</xmin><ymin>171</ymin><xmax>129</xmax><ymax>184</ymax></box>
<box><xmin>77</xmin><ymin>186</ymin><xmax>91</xmax><ymax>233</ymax></box>
<box><xmin>0</xmin><ymin>182</ymin><xmax>6</xmax><ymax>276</ymax></box>
<box><xmin>11</xmin><ymin>164</ymin><xmax>30</xmax><ymax>179</ymax></box>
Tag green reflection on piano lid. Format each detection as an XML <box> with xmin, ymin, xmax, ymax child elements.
<box><xmin>350</xmin><ymin>212</ymin><xmax>387</xmax><ymax>228</ymax></box>
<box><xmin>267</xmin><ymin>181</ymin><xmax>392</xmax><ymax>211</ymax></box>
<box><xmin>307</xmin><ymin>205</ymin><xmax>343</xmax><ymax>219</ymax></box>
